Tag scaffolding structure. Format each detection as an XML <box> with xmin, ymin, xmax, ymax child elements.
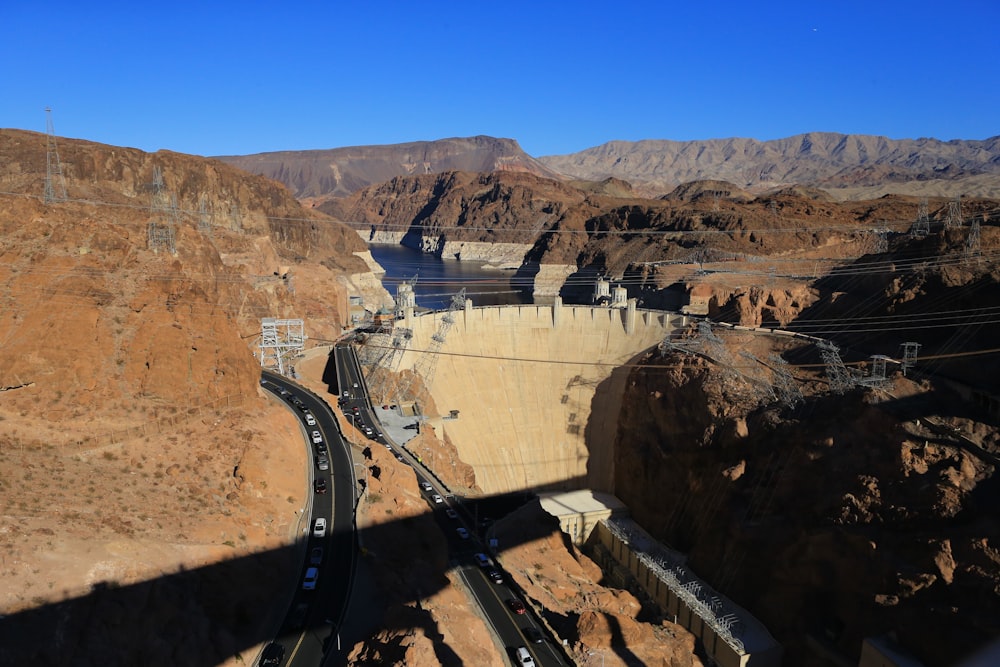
<box><xmin>44</xmin><ymin>107</ymin><xmax>68</xmax><ymax>204</ymax></box>
<box><xmin>258</xmin><ymin>318</ymin><xmax>305</xmax><ymax>377</ymax></box>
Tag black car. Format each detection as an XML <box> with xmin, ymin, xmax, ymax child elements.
<box><xmin>314</xmin><ymin>478</ymin><xmax>327</xmax><ymax>494</ymax></box>
<box><xmin>523</xmin><ymin>627</ymin><xmax>545</xmax><ymax>644</ymax></box>
<box><xmin>261</xmin><ymin>642</ymin><xmax>284</xmax><ymax>666</ymax></box>
<box><xmin>288</xmin><ymin>602</ymin><xmax>309</xmax><ymax>630</ymax></box>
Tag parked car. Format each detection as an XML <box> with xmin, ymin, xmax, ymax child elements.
<box><xmin>313</xmin><ymin>517</ymin><xmax>327</xmax><ymax>538</ymax></box>
<box><xmin>316</xmin><ymin>456</ymin><xmax>329</xmax><ymax>471</ymax></box>
<box><xmin>420</xmin><ymin>482</ymin><xmax>433</xmax><ymax>492</ymax></box>
<box><xmin>456</xmin><ymin>527</ymin><xmax>469</xmax><ymax>539</ymax></box>
<box><xmin>313</xmin><ymin>478</ymin><xmax>327</xmax><ymax>494</ymax></box>
<box><xmin>445</xmin><ymin>508</ymin><xmax>458</xmax><ymax>519</ymax></box>
<box><xmin>311</xmin><ymin>430</ymin><xmax>323</xmax><ymax>444</ymax></box>
<box><xmin>305</xmin><ymin>413</ymin><xmax>316</xmax><ymax>426</ymax></box>
<box><xmin>309</xmin><ymin>547</ymin><xmax>324</xmax><ymax>565</ymax></box>
<box><xmin>488</xmin><ymin>569</ymin><xmax>503</xmax><ymax>584</ymax></box>
<box><xmin>431</xmin><ymin>494</ymin><xmax>443</xmax><ymax>504</ymax></box>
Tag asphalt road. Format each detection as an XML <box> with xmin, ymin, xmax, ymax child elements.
<box><xmin>332</xmin><ymin>344</ymin><xmax>569</xmax><ymax>667</ymax></box>
<box><xmin>259</xmin><ymin>371</ymin><xmax>359</xmax><ymax>667</ymax></box>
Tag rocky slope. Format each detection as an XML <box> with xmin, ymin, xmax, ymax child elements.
<box><xmin>0</xmin><ymin>129</ymin><xmax>383</xmax><ymax>665</ymax></box>
<box><xmin>611</xmin><ymin>248</ymin><xmax>1000</xmax><ymax>667</ymax></box>
<box><xmin>215</xmin><ymin>135</ymin><xmax>563</xmax><ymax>200</ymax></box>
<box><xmin>539</xmin><ymin>133</ymin><xmax>1000</xmax><ymax>199</ymax></box>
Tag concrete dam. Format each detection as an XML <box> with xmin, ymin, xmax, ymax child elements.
<box><xmin>392</xmin><ymin>299</ymin><xmax>685</xmax><ymax>495</ymax></box>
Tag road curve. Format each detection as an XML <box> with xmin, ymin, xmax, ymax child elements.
<box><xmin>260</xmin><ymin>371</ymin><xmax>359</xmax><ymax>667</ymax></box>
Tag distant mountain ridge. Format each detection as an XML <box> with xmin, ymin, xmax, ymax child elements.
<box><xmin>216</xmin><ymin>135</ymin><xmax>562</xmax><ymax>199</ymax></box>
<box><xmin>539</xmin><ymin>132</ymin><xmax>1000</xmax><ymax>196</ymax></box>
<box><xmin>218</xmin><ymin>132</ymin><xmax>1000</xmax><ymax>202</ymax></box>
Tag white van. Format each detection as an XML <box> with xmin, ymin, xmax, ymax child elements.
<box><xmin>514</xmin><ymin>646</ymin><xmax>535</xmax><ymax>667</ymax></box>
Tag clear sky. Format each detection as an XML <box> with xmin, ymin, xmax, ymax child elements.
<box><xmin>2</xmin><ymin>1</ymin><xmax>997</xmax><ymax>158</ymax></box>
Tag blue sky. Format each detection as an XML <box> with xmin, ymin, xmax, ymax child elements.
<box><xmin>2</xmin><ymin>1</ymin><xmax>997</xmax><ymax>157</ymax></box>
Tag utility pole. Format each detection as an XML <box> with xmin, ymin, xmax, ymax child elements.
<box><xmin>43</xmin><ymin>107</ymin><xmax>68</xmax><ymax>203</ymax></box>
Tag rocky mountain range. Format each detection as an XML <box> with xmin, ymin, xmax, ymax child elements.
<box><xmin>218</xmin><ymin>132</ymin><xmax>1000</xmax><ymax>202</ymax></box>
<box><xmin>540</xmin><ymin>133</ymin><xmax>1000</xmax><ymax>197</ymax></box>
<box><xmin>216</xmin><ymin>135</ymin><xmax>560</xmax><ymax>200</ymax></box>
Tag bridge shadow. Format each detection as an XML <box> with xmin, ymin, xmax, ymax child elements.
<box><xmin>0</xmin><ymin>482</ymin><xmax>588</xmax><ymax>667</ymax></box>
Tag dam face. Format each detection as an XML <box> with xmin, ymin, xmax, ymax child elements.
<box><xmin>397</xmin><ymin>300</ymin><xmax>684</xmax><ymax>495</ymax></box>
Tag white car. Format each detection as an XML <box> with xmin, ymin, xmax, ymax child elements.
<box><xmin>420</xmin><ymin>482</ymin><xmax>433</xmax><ymax>492</ymax></box>
<box><xmin>305</xmin><ymin>414</ymin><xmax>316</xmax><ymax>426</ymax></box>
<box><xmin>431</xmin><ymin>494</ymin><xmax>443</xmax><ymax>504</ymax></box>
<box><xmin>313</xmin><ymin>518</ymin><xmax>327</xmax><ymax>538</ymax></box>
<box><xmin>515</xmin><ymin>646</ymin><xmax>536</xmax><ymax>667</ymax></box>
<box><xmin>302</xmin><ymin>567</ymin><xmax>319</xmax><ymax>590</ymax></box>
<box><xmin>311</xmin><ymin>430</ymin><xmax>322</xmax><ymax>444</ymax></box>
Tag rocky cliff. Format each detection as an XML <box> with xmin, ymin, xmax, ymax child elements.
<box><xmin>0</xmin><ymin>129</ymin><xmax>381</xmax><ymax>665</ymax></box>
<box><xmin>611</xmin><ymin>239</ymin><xmax>1000</xmax><ymax>667</ymax></box>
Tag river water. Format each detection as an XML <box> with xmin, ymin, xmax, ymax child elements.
<box><xmin>368</xmin><ymin>244</ymin><xmax>534</xmax><ymax>310</ymax></box>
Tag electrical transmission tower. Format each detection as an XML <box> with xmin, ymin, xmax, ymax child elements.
<box><xmin>198</xmin><ymin>195</ymin><xmax>213</xmax><ymax>236</ymax></box>
<box><xmin>147</xmin><ymin>166</ymin><xmax>177</xmax><ymax>254</ymax></box>
<box><xmin>358</xmin><ymin>319</ymin><xmax>394</xmax><ymax>368</ymax></box>
<box><xmin>858</xmin><ymin>354</ymin><xmax>893</xmax><ymax>391</ymax></box>
<box><xmin>398</xmin><ymin>289</ymin><xmax>466</xmax><ymax>404</ymax></box>
<box><xmin>258</xmin><ymin>318</ymin><xmax>305</xmax><ymax>377</ymax></box>
<box><xmin>366</xmin><ymin>327</ymin><xmax>413</xmax><ymax>403</ymax></box>
<box><xmin>768</xmin><ymin>200</ymin><xmax>779</xmax><ymax>220</ymax></box>
<box><xmin>966</xmin><ymin>218</ymin><xmax>982</xmax><ymax>259</ymax></box>
<box><xmin>900</xmin><ymin>342</ymin><xmax>921</xmax><ymax>377</ymax></box>
<box><xmin>869</xmin><ymin>227</ymin><xmax>889</xmax><ymax>254</ymax></box>
<box><xmin>43</xmin><ymin>107</ymin><xmax>68</xmax><ymax>203</ymax></box>
<box><xmin>944</xmin><ymin>198</ymin><xmax>963</xmax><ymax>229</ymax></box>
<box><xmin>817</xmin><ymin>341</ymin><xmax>857</xmax><ymax>394</ymax></box>
<box><xmin>910</xmin><ymin>199</ymin><xmax>930</xmax><ymax>238</ymax></box>
<box><xmin>229</xmin><ymin>203</ymin><xmax>243</xmax><ymax>232</ymax></box>
<box><xmin>768</xmin><ymin>353</ymin><xmax>803</xmax><ymax>408</ymax></box>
